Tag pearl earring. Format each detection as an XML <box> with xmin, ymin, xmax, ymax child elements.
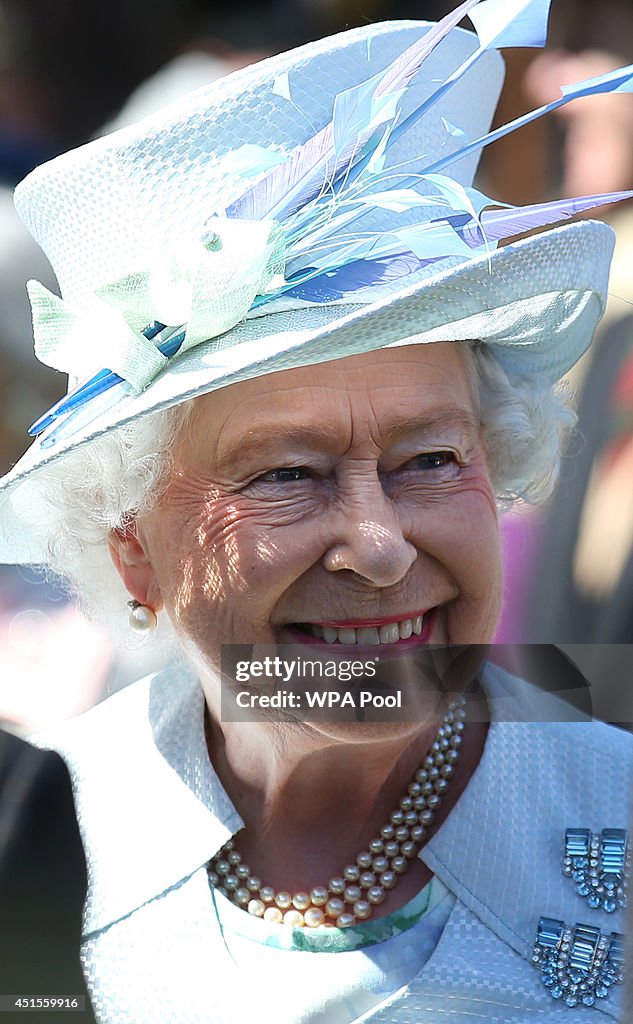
<box><xmin>127</xmin><ymin>599</ymin><xmax>157</xmax><ymax>632</ymax></box>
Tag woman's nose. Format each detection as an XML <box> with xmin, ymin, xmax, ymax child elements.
<box><xmin>322</xmin><ymin>477</ymin><xmax>417</xmax><ymax>587</ymax></box>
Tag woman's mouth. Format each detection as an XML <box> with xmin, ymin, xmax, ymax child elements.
<box><xmin>284</xmin><ymin>610</ymin><xmax>436</xmax><ymax>646</ymax></box>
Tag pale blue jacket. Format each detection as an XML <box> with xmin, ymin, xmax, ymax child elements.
<box><xmin>43</xmin><ymin>662</ymin><xmax>631</xmax><ymax>1022</ymax></box>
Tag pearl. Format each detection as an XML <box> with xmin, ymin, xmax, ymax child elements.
<box><xmin>325</xmin><ymin>897</ymin><xmax>345</xmax><ymax>917</ymax></box>
<box><xmin>440</xmin><ymin>764</ymin><xmax>454</xmax><ymax>778</ymax></box>
<box><xmin>372</xmin><ymin>856</ymin><xmax>389</xmax><ymax>874</ymax></box>
<box><xmin>216</xmin><ymin>860</ymin><xmax>230</xmax><ymax>876</ymax></box>
<box><xmin>336</xmin><ymin>913</ymin><xmax>356</xmax><ymax>928</ymax></box>
<box><xmin>399</xmin><ymin>796</ymin><xmax>413</xmax><ymax>810</ymax></box>
<box><xmin>410</xmin><ymin>825</ymin><xmax>426</xmax><ymax>842</ymax></box>
<box><xmin>208</xmin><ymin>871</ymin><xmax>219</xmax><ymax>886</ymax></box>
<box><xmin>235</xmin><ymin>887</ymin><xmax>251</xmax><ymax>905</ymax></box>
<box><xmin>343</xmin><ymin>865</ymin><xmax>360</xmax><ymax>882</ymax></box>
<box><xmin>344</xmin><ymin>885</ymin><xmax>362</xmax><ymax>904</ymax></box>
<box><xmin>391</xmin><ymin>856</ymin><xmax>408</xmax><ymax>874</ymax></box>
<box><xmin>354</xmin><ymin>900</ymin><xmax>371</xmax><ymax>919</ymax></box>
<box><xmin>359</xmin><ymin>871</ymin><xmax>376</xmax><ymax>889</ymax></box>
<box><xmin>404</xmin><ymin>810</ymin><xmax>418</xmax><ymax>826</ymax></box>
<box><xmin>225</xmin><ymin>874</ymin><xmax>239</xmax><ymax>891</ymax></box>
<box><xmin>283</xmin><ymin>909</ymin><xmax>305</xmax><ymax>927</ymax></box>
<box><xmin>246</xmin><ymin>876</ymin><xmax>261</xmax><ymax>892</ymax></box>
<box><xmin>127</xmin><ymin>602</ymin><xmax>157</xmax><ymax>632</ymax></box>
<box><xmin>293</xmin><ymin>892</ymin><xmax>311</xmax><ymax>911</ymax></box>
<box><xmin>390</xmin><ymin>810</ymin><xmax>405</xmax><ymax>826</ymax></box>
<box><xmin>367</xmin><ymin>886</ymin><xmax>385</xmax><ymax>904</ymax></box>
<box><xmin>227</xmin><ymin>850</ymin><xmax>242</xmax><ymax>865</ymax></box>
<box><xmin>408</xmin><ymin>782</ymin><xmax>422</xmax><ymax>796</ymax></box>
<box><xmin>394</xmin><ymin>826</ymin><xmax>409</xmax><ymax>842</ymax></box>
<box><xmin>380</xmin><ymin>871</ymin><xmax>397</xmax><ymax>889</ymax></box>
<box><xmin>426</xmin><ymin>794</ymin><xmax>441</xmax><ymax>810</ymax></box>
<box><xmin>304</xmin><ymin>907</ymin><xmax>325</xmax><ymax>928</ymax></box>
<box><xmin>370</xmin><ymin>836</ymin><xmax>386</xmax><ymax>852</ymax></box>
<box><xmin>384</xmin><ymin>841</ymin><xmax>399</xmax><ymax>858</ymax></box>
<box><xmin>263</xmin><ymin>906</ymin><xmax>283</xmax><ymax>924</ymax></box>
<box><xmin>259</xmin><ymin>886</ymin><xmax>275</xmax><ymax>903</ymax></box>
<box><xmin>310</xmin><ymin>886</ymin><xmax>329</xmax><ymax>906</ymax></box>
<box><xmin>356</xmin><ymin>851</ymin><xmax>373</xmax><ymax>869</ymax></box>
<box><xmin>419</xmin><ymin>809</ymin><xmax>434</xmax><ymax>826</ymax></box>
<box><xmin>235</xmin><ymin>864</ymin><xmax>250</xmax><ymax>879</ymax></box>
<box><xmin>275</xmin><ymin>891</ymin><xmax>292</xmax><ymax>910</ymax></box>
<box><xmin>401</xmin><ymin>841</ymin><xmax>417</xmax><ymax>858</ymax></box>
<box><xmin>328</xmin><ymin>877</ymin><xmax>346</xmax><ymax>895</ymax></box>
<box><xmin>248</xmin><ymin>898</ymin><xmax>265</xmax><ymax>917</ymax></box>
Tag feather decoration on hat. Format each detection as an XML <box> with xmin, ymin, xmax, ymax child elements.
<box><xmin>29</xmin><ymin>0</ymin><xmax>633</xmax><ymax>444</ymax></box>
<box><xmin>225</xmin><ymin>0</ymin><xmax>483</xmax><ymax>223</ymax></box>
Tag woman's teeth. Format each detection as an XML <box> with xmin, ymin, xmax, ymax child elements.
<box><xmin>306</xmin><ymin>616</ymin><xmax>424</xmax><ymax>645</ymax></box>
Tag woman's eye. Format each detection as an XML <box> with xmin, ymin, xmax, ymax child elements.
<box><xmin>257</xmin><ymin>467</ymin><xmax>310</xmax><ymax>483</ymax></box>
<box><xmin>408</xmin><ymin>452</ymin><xmax>456</xmax><ymax>470</ymax></box>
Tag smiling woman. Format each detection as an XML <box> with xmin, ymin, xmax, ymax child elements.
<box><xmin>0</xmin><ymin>4</ymin><xmax>632</xmax><ymax>1023</ymax></box>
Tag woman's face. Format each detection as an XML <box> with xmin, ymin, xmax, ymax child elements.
<box><xmin>113</xmin><ymin>343</ymin><xmax>502</xmax><ymax>678</ymax></box>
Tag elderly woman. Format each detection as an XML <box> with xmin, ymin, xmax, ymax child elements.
<box><xmin>0</xmin><ymin>4</ymin><xmax>631</xmax><ymax>1022</ymax></box>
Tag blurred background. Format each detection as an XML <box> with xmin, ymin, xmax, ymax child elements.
<box><xmin>1</xmin><ymin>0</ymin><xmax>633</xmax><ymax>730</ymax></box>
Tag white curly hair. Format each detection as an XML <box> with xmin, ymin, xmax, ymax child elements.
<box><xmin>30</xmin><ymin>342</ymin><xmax>575</xmax><ymax>637</ymax></box>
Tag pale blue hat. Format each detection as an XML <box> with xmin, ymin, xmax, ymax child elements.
<box><xmin>0</xmin><ymin>2</ymin><xmax>629</xmax><ymax>563</ymax></box>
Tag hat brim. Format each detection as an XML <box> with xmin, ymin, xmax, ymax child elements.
<box><xmin>0</xmin><ymin>216</ymin><xmax>614</xmax><ymax>565</ymax></box>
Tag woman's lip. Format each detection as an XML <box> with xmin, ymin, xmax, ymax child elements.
<box><xmin>302</xmin><ymin>609</ymin><xmax>430</xmax><ymax>628</ymax></box>
<box><xmin>279</xmin><ymin>608</ymin><xmax>439</xmax><ymax>647</ymax></box>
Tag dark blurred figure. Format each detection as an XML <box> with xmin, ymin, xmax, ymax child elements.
<box><xmin>0</xmin><ymin>731</ymin><xmax>95</xmax><ymax>1023</ymax></box>
<box><xmin>528</xmin><ymin>315</ymin><xmax>633</xmax><ymax>647</ymax></box>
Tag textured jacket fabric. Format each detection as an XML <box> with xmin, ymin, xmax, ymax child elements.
<box><xmin>42</xmin><ymin>662</ymin><xmax>631</xmax><ymax>1023</ymax></box>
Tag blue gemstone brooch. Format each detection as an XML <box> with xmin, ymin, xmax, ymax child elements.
<box><xmin>533</xmin><ymin>917</ymin><xmax>625</xmax><ymax>1007</ymax></box>
<box><xmin>563</xmin><ymin>828</ymin><xmax>628</xmax><ymax>912</ymax></box>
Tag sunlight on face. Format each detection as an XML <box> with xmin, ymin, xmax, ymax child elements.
<box><xmin>138</xmin><ymin>343</ymin><xmax>503</xmax><ymax>682</ymax></box>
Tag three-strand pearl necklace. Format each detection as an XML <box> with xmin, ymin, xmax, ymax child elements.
<box><xmin>208</xmin><ymin>697</ymin><xmax>466</xmax><ymax>928</ymax></box>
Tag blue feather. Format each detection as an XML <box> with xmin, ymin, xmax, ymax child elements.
<box><xmin>226</xmin><ymin>0</ymin><xmax>482</xmax><ymax>223</ymax></box>
<box><xmin>385</xmin><ymin>0</ymin><xmax>552</xmax><ymax>155</ymax></box>
<box><xmin>435</xmin><ymin>191</ymin><xmax>633</xmax><ymax>247</ymax></box>
<box><xmin>469</xmin><ymin>0</ymin><xmax>551</xmax><ymax>50</ymax></box>
<box><xmin>278</xmin><ymin>252</ymin><xmax>443</xmax><ymax>303</ymax></box>
<box><xmin>423</xmin><ymin>65</ymin><xmax>633</xmax><ymax>176</ymax></box>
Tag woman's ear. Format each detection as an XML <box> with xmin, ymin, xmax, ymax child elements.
<box><xmin>108</xmin><ymin>522</ymin><xmax>164</xmax><ymax>612</ymax></box>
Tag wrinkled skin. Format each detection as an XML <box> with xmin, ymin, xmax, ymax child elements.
<box><xmin>112</xmin><ymin>343</ymin><xmax>502</xmax><ymax>670</ymax></box>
